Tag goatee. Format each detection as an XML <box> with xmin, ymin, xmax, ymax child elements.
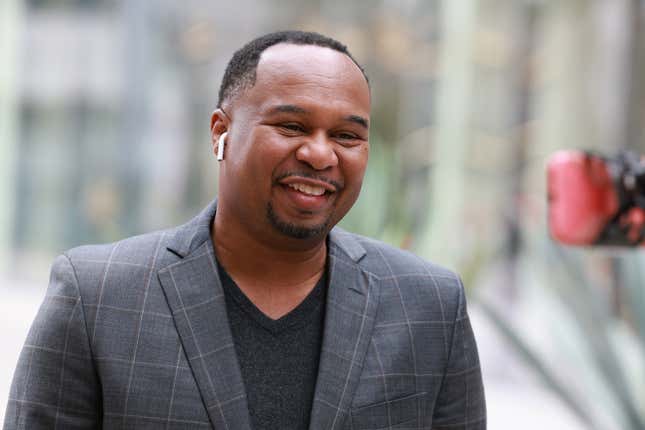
<box><xmin>266</xmin><ymin>203</ymin><xmax>330</xmax><ymax>239</ymax></box>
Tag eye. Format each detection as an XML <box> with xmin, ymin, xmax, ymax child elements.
<box><xmin>278</xmin><ymin>123</ymin><xmax>306</xmax><ymax>133</ymax></box>
<box><xmin>334</xmin><ymin>131</ymin><xmax>364</xmax><ymax>146</ymax></box>
<box><xmin>337</xmin><ymin>132</ymin><xmax>358</xmax><ymax>140</ymax></box>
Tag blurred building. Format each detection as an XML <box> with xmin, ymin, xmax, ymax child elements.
<box><xmin>1</xmin><ymin>0</ymin><xmax>443</xmax><ymax>270</ymax></box>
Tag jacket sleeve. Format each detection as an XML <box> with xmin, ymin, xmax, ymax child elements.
<box><xmin>3</xmin><ymin>254</ymin><xmax>102</xmax><ymax>430</ymax></box>
<box><xmin>432</xmin><ymin>278</ymin><xmax>486</xmax><ymax>429</ymax></box>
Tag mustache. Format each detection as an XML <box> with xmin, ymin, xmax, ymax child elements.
<box><xmin>275</xmin><ymin>171</ymin><xmax>343</xmax><ymax>191</ymax></box>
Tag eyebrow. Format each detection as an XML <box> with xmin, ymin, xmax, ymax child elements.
<box><xmin>267</xmin><ymin>104</ymin><xmax>369</xmax><ymax>129</ymax></box>
<box><xmin>344</xmin><ymin>115</ymin><xmax>369</xmax><ymax>130</ymax></box>
<box><xmin>268</xmin><ymin>104</ymin><xmax>308</xmax><ymax>115</ymax></box>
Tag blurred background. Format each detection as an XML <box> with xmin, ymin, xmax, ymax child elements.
<box><xmin>2</xmin><ymin>0</ymin><xmax>645</xmax><ymax>428</ymax></box>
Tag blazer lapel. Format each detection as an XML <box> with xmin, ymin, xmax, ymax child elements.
<box><xmin>158</xmin><ymin>201</ymin><xmax>252</xmax><ymax>430</ymax></box>
<box><xmin>309</xmin><ymin>229</ymin><xmax>380</xmax><ymax>430</ymax></box>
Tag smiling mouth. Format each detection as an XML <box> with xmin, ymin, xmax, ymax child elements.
<box><xmin>277</xmin><ymin>173</ymin><xmax>341</xmax><ymax>198</ymax></box>
<box><xmin>286</xmin><ymin>183</ymin><xmax>327</xmax><ymax>196</ymax></box>
<box><xmin>276</xmin><ymin>175</ymin><xmax>339</xmax><ymax>214</ymax></box>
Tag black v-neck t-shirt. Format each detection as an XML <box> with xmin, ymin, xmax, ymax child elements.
<box><xmin>217</xmin><ymin>261</ymin><xmax>327</xmax><ymax>430</ymax></box>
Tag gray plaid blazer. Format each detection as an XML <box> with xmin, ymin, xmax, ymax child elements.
<box><xmin>4</xmin><ymin>200</ymin><xmax>485</xmax><ymax>429</ymax></box>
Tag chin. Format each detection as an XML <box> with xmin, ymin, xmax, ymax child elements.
<box><xmin>266</xmin><ymin>203</ymin><xmax>331</xmax><ymax>240</ymax></box>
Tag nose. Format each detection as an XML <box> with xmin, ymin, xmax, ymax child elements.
<box><xmin>295</xmin><ymin>132</ymin><xmax>339</xmax><ymax>170</ymax></box>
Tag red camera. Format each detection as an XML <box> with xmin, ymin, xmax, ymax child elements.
<box><xmin>547</xmin><ymin>150</ymin><xmax>645</xmax><ymax>246</ymax></box>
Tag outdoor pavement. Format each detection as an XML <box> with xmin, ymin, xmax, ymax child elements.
<box><xmin>0</xmin><ymin>275</ymin><xmax>586</xmax><ymax>429</ymax></box>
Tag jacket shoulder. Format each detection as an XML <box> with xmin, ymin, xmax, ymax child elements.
<box><xmin>65</xmin><ymin>228</ymin><xmax>174</xmax><ymax>265</ymax></box>
<box><xmin>346</xmin><ymin>232</ymin><xmax>460</xmax><ymax>282</ymax></box>
<box><xmin>62</xmin><ymin>228</ymin><xmax>181</xmax><ymax>306</ymax></box>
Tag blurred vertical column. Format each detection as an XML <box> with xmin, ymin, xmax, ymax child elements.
<box><xmin>591</xmin><ymin>0</ymin><xmax>636</xmax><ymax>153</ymax></box>
<box><xmin>529</xmin><ymin>0</ymin><xmax>600</xmax><ymax>188</ymax></box>
<box><xmin>419</xmin><ymin>0</ymin><xmax>478</xmax><ymax>269</ymax></box>
<box><xmin>502</xmin><ymin>2</ymin><xmax>538</xmax><ymax>300</ymax></box>
<box><xmin>119</xmin><ymin>0</ymin><xmax>150</xmax><ymax>234</ymax></box>
<box><xmin>0</xmin><ymin>0</ymin><xmax>23</xmax><ymax>272</ymax></box>
<box><xmin>624</xmin><ymin>0</ymin><xmax>645</xmax><ymax>153</ymax></box>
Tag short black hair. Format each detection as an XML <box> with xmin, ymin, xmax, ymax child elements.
<box><xmin>217</xmin><ymin>30</ymin><xmax>368</xmax><ymax>107</ymax></box>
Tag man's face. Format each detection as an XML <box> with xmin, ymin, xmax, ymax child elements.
<box><xmin>216</xmin><ymin>43</ymin><xmax>370</xmax><ymax>243</ymax></box>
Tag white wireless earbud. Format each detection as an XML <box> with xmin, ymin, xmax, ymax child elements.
<box><xmin>217</xmin><ymin>132</ymin><xmax>227</xmax><ymax>161</ymax></box>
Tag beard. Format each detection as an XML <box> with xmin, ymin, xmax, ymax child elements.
<box><xmin>266</xmin><ymin>202</ymin><xmax>331</xmax><ymax>239</ymax></box>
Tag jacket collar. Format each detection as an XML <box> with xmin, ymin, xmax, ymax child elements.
<box><xmin>164</xmin><ymin>199</ymin><xmax>218</xmax><ymax>258</ymax></box>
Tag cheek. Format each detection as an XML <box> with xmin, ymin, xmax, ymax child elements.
<box><xmin>337</xmin><ymin>150</ymin><xmax>369</xmax><ymax>212</ymax></box>
<box><xmin>341</xmin><ymin>148</ymin><xmax>369</xmax><ymax>185</ymax></box>
<box><xmin>243</xmin><ymin>131</ymin><xmax>295</xmax><ymax>189</ymax></box>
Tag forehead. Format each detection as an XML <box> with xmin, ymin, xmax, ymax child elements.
<box><xmin>236</xmin><ymin>43</ymin><xmax>370</xmax><ymax>116</ymax></box>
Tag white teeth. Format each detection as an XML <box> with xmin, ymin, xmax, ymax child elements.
<box><xmin>287</xmin><ymin>183</ymin><xmax>326</xmax><ymax>196</ymax></box>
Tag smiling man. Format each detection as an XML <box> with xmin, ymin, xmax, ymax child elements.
<box><xmin>5</xmin><ymin>31</ymin><xmax>486</xmax><ymax>430</ymax></box>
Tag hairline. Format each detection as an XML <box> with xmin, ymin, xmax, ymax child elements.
<box><xmin>218</xmin><ymin>41</ymin><xmax>370</xmax><ymax>109</ymax></box>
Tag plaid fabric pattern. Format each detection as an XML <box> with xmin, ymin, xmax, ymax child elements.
<box><xmin>4</xmin><ymin>200</ymin><xmax>485</xmax><ymax>429</ymax></box>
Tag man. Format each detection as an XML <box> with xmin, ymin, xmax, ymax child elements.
<box><xmin>4</xmin><ymin>31</ymin><xmax>485</xmax><ymax>429</ymax></box>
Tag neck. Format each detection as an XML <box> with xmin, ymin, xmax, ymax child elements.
<box><xmin>212</xmin><ymin>211</ymin><xmax>328</xmax><ymax>289</ymax></box>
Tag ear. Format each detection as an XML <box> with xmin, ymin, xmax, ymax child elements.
<box><xmin>210</xmin><ymin>108</ymin><xmax>230</xmax><ymax>157</ymax></box>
